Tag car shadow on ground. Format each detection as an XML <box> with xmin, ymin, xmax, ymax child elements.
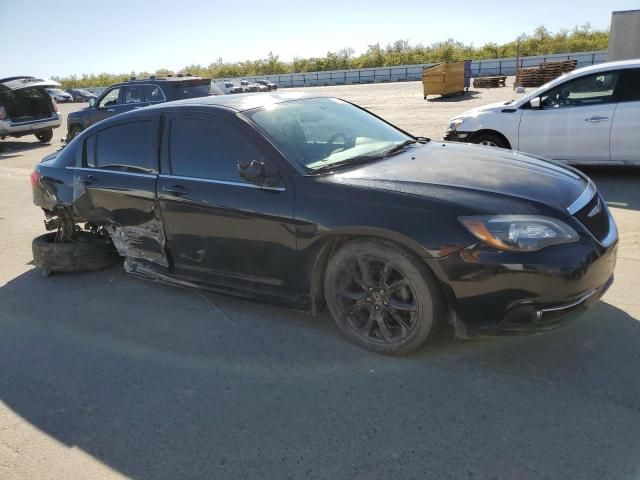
<box><xmin>578</xmin><ymin>166</ymin><xmax>640</xmax><ymax>212</ymax></box>
<box><xmin>426</xmin><ymin>90</ymin><xmax>481</xmax><ymax>102</ymax></box>
<box><xmin>1</xmin><ymin>264</ymin><xmax>640</xmax><ymax>479</ymax></box>
<box><xmin>0</xmin><ymin>140</ymin><xmax>51</xmax><ymax>159</ymax></box>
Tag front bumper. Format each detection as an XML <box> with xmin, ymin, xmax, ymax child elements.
<box><xmin>436</xmin><ymin>235</ymin><xmax>618</xmax><ymax>337</ymax></box>
<box><xmin>443</xmin><ymin>130</ymin><xmax>473</xmax><ymax>142</ymax></box>
<box><xmin>0</xmin><ymin>114</ymin><xmax>61</xmax><ymax>136</ymax></box>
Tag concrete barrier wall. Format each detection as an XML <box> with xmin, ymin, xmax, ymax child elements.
<box><xmin>231</xmin><ymin>50</ymin><xmax>607</xmax><ymax>88</ymax></box>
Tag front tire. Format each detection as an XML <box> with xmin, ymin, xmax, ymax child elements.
<box><xmin>68</xmin><ymin>125</ymin><xmax>83</xmax><ymax>140</ymax></box>
<box><xmin>469</xmin><ymin>132</ymin><xmax>509</xmax><ymax>149</ymax></box>
<box><xmin>324</xmin><ymin>239</ymin><xmax>444</xmax><ymax>355</ymax></box>
<box><xmin>35</xmin><ymin>128</ymin><xmax>53</xmax><ymax>143</ymax></box>
<box><xmin>32</xmin><ymin>232</ymin><xmax>119</xmax><ymax>274</ymax></box>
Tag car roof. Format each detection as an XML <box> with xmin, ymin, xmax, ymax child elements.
<box><xmin>562</xmin><ymin>59</ymin><xmax>640</xmax><ymax>78</ymax></box>
<box><xmin>148</xmin><ymin>91</ymin><xmax>319</xmax><ymax>112</ymax></box>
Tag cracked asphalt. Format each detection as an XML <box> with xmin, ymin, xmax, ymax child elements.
<box><xmin>1</xmin><ymin>81</ymin><xmax>640</xmax><ymax>480</ymax></box>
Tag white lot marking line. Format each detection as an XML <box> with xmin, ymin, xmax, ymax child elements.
<box><xmin>195</xmin><ymin>290</ymin><xmax>237</xmax><ymax>327</ymax></box>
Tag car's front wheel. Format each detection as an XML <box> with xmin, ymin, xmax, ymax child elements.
<box><xmin>324</xmin><ymin>239</ymin><xmax>443</xmax><ymax>355</ymax></box>
<box><xmin>469</xmin><ymin>132</ymin><xmax>509</xmax><ymax>149</ymax></box>
<box><xmin>68</xmin><ymin>125</ymin><xmax>83</xmax><ymax>140</ymax></box>
<box><xmin>34</xmin><ymin>128</ymin><xmax>53</xmax><ymax>143</ymax></box>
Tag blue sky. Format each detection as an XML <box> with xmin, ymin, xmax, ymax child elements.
<box><xmin>1</xmin><ymin>0</ymin><xmax>637</xmax><ymax>78</ymax></box>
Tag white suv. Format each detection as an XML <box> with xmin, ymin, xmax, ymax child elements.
<box><xmin>445</xmin><ymin>59</ymin><xmax>640</xmax><ymax>165</ymax></box>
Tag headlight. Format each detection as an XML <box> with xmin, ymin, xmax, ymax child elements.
<box><xmin>447</xmin><ymin>118</ymin><xmax>464</xmax><ymax>131</ymax></box>
<box><xmin>459</xmin><ymin>215</ymin><xmax>579</xmax><ymax>252</ymax></box>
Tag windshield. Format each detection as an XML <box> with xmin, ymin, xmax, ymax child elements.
<box><xmin>47</xmin><ymin>89</ymin><xmax>65</xmax><ymax>95</ymax></box>
<box><xmin>244</xmin><ymin>98</ymin><xmax>412</xmax><ymax>172</ymax></box>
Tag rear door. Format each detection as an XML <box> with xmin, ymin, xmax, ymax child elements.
<box><xmin>72</xmin><ymin>115</ymin><xmax>167</xmax><ymax>266</ymax></box>
<box><xmin>610</xmin><ymin>68</ymin><xmax>640</xmax><ymax>164</ymax></box>
<box><xmin>121</xmin><ymin>85</ymin><xmax>150</xmax><ymax>112</ymax></box>
<box><xmin>157</xmin><ymin>111</ymin><xmax>297</xmax><ymax>293</ymax></box>
<box><xmin>518</xmin><ymin>71</ymin><xmax>620</xmax><ymax>163</ymax></box>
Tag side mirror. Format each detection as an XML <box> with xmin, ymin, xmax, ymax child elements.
<box><xmin>529</xmin><ymin>97</ymin><xmax>541</xmax><ymax>109</ymax></box>
<box><xmin>89</xmin><ymin>98</ymin><xmax>96</xmax><ymax>108</ymax></box>
<box><xmin>238</xmin><ymin>159</ymin><xmax>265</xmax><ymax>184</ymax></box>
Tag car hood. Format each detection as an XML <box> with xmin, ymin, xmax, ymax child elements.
<box><xmin>454</xmin><ymin>101</ymin><xmax>516</xmax><ymax>118</ymax></box>
<box><xmin>326</xmin><ymin>142</ymin><xmax>588</xmax><ymax>215</ymax></box>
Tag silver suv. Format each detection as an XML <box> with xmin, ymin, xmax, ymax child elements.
<box><xmin>0</xmin><ymin>76</ymin><xmax>62</xmax><ymax>143</ymax></box>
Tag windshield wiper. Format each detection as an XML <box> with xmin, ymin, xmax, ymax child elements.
<box><xmin>312</xmin><ymin>155</ymin><xmax>384</xmax><ymax>174</ymax></box>
<box><xmin>380</xmin><ymin>139</ymin><xmax>417</xmax><ymax>156</ymax></box>
<box><xmin>311</xmin><ymin>140</ymin><xmax>417</xmax><ymax>174</ymax></box>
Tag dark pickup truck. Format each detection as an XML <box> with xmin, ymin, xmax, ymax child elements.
<box><xmin>66</xmin><ymin>76</ymin><xmax>213</xmax><ymax>140</ymax></box>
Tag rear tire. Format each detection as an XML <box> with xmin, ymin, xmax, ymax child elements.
<box><xmin>35</xmin><ymin>129</ymin><xmax>53</xmax><ymax>143</ymax></box>
<box><xmin>32</xmin><ymin>232</ymin><xmax>119</xmax><ymax>274</ymax></box>
<box><xmin>469</xmin><ymin>132</ymin><xmax>509</xmax><ymax>149</ymax></box>
<box><xmin>324</xmin><ymin>239</ymin><xmax>444</xmax><ymax>355</ymax></box>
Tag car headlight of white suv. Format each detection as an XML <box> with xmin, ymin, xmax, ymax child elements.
<box><xmin>447</xmin><ymin>118</ymin><xmax>465</xmax><ymax>131</ymax></box>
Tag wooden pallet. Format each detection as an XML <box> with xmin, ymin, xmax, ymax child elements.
<box><xmin>473</xmin><ymin>76</ymin><xmax>507</xmax><ymax>88</ymax></box>
<box><xmin>516</xmin><ymin>60</ymin><xmax>577</xmax><ymax>87</ymax></box>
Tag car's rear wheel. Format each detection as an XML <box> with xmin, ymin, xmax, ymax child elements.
<box><xmin>470</xmin><ymin>132</ymin><xmax>509</xmax><ymax>149</ymax></box>
<box><xmin>32</xmin><ymin>232</ymin><xmax>119</xmax><ymax>276</ymax></box>
<box><xmin>35</xmin><ymin>129</ymin><xmax>53</xmax><ymax>143</ymax></box>
<box><xmin>324</xmin><ymin>239</ymin><xmax>444</xmax><ymax>355</ymax></box>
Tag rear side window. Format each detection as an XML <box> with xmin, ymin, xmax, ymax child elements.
<box><xmin>615</xmin><ymin>69</ymin><xmax>640</xmax><ymax>102</ymax></box>
<box><xmin>169</xmin><ymin>118</ymin><xmax>262</xmax><ymax>181</ymax></box>
<box><xmin>143</xmin><ymin>85</ymin><xmax>164</xmax><ymax>102</ymax></box>
<box><xmin>91</xmin><ymin>120</ymin><xmax>156</xmax><ymax>173</ymax></box>
<box><xmin>123</xmin><ymin>86</ymin><xmax>145</xmax><ymax>104</ymax></box>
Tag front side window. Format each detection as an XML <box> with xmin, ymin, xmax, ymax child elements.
<box><xmin>244</xmin><ymin>97</ymin><xmax>411</xmax><ymax>171</ymax></box>
<box><xmin>92</xmin><ymin>120</ymin><xmax>156</xmax><ymax>172</ymax></box>
<box><xmin>98</xmin><ymin>87</ymin><xmax>120</xmax><ymax>108</ymax></box>
<box><xmin>540</xmin><ymin>72</ymin><xmax>620</xmax><ymax>109</ymax></box>
<box><xmin>169</xmin><ymin>118</ymin><xmax>262</xmax><ymax>182</ymax></box>
<box><xmin>123</xmin><ymin>86</ymin><xmax>144</xmax><ymax>104</ymax></box>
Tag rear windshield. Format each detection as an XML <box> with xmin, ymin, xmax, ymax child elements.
<box><xmin>166</xmin><ymin>80</ymin><xmax>212</xmax><ymax>99</ymax></box>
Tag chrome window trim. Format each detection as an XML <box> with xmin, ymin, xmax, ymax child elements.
<box><xmin>66</xmin><ymin>166</ymin><xmax>156</xmax><ymax>178</ymax></box>
<box><xmin>567</xmin><ymin>181</ymin><xmax>597</xmax><ymax>215</ymax></box>
<box><xmin>159</xmin><ymin>174</ymin><xmax>286</xmax><ymax>192</ymax></box>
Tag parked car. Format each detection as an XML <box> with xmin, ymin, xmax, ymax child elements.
<box><xmin>255</xmin><ymin>79</ymin><xmax>278</xmax><ymax>91</ymax></box>
<box><xmin>31</xmin><ymin>93</ymin><xmax>617</xmax><ymax>355</ymax></box>
<box><xmin>46</xmin><ymin>88</ymin><xmax>73</xmax><ymax>103</ymax></box>
<box><xmin>66</xmin><ymin>76</ymin><xmax>213</xmax><ymax>140</ymax></box>
<box><xmin>234</xmin><ymin>80</ymin><xmax>261</xmax><ymax>93</ymax></box>
<box><xmin>213</xmin><ymin>81</ymin><xmax>236</xmax><ymax>95</ymax></box>
<box><xmin>66</xmin><ymin>88</ymin><xmax>97</xmax><ymax>102</ymax></box>
<box><xmin>445</xmin><ymin>59</ymin><xmax>640</xmax><ymax>165</ymax></box>
<box><xmin>0</xmin><ymin>76</ymin><xmax>61</xmax><ymax>143</ymax></box>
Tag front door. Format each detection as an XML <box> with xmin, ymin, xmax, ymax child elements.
<box><xmin>518</xmin><ymin>70</ymin><xmax>621</xmax><ymax>163</ymax></box>
<box><xmin>610</xmin><ymin>68</ymin><xmax>640</xmax><ymax>164</ymax></box>
<box><xmin>72</xmin><ymin>116</ymin><xmax>167</xmax><ymax>266</ymax></box>
<box><xmin>156</xmin><ymin>112</ymin><xmax>297</xmax><ymax>294</ymax></box>
<box><xmin>89</xmin><ymin>86</ymin><xmax>126</xmax><ymax>125</ymax></box>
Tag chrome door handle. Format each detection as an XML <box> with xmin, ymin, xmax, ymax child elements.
<box><xmin>584</xmin><ymin>116</ymin><xmax>608</xmax><ymax>123</ymax></box>
<box><xmin>107</xmin><ymin>108</ymin><xmax>115</xmax><ymax>112</ymax></box>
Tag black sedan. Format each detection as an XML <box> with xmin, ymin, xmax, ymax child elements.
<box><xmin>31</xmin><ymin>93</ymin><xmax>617</xmax><ymax>355</ymax></box>
<box><xmin>66</xmin><ymin>88</ymin><xmax>98</xmax><ymax>102</ymax></box>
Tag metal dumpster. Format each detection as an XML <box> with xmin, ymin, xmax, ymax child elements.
<box><xmin>423</xmin><ymin>60</ymin><xmax>471</xmax><ymax>99</ymax></box>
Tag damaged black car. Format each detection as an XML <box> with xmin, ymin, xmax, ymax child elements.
<box><xmin>31</xmin><ymin>93</ymin><xmax>617</xmax><ymax>355</ymax></box>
